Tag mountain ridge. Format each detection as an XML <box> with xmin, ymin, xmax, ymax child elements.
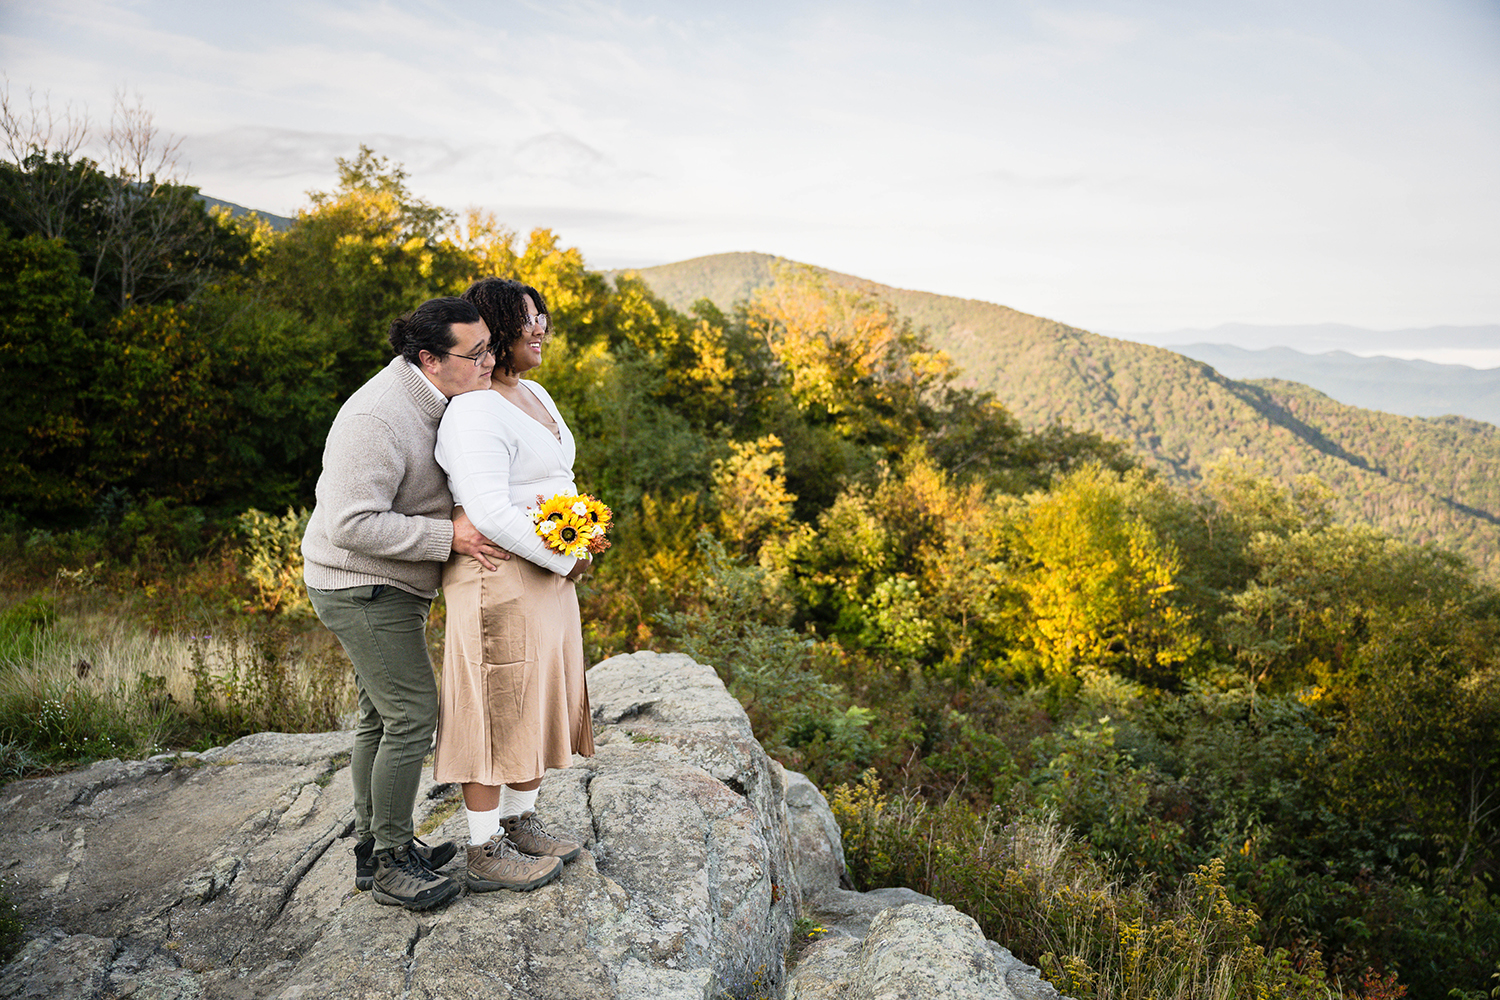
<box><xmin>1143</xmin><ymin>321</ymin><xmax>1500</xmax><ymax>354</ymax></box>
<box><xmin>1165</xmin><ymin>343</ymin><xmax>1500</xmax><ymax>427</ymax></box>
<box><xmin>618</xmin><ymin>252</ymin><xmax>1500</xmax><ymax>576</ymax></box>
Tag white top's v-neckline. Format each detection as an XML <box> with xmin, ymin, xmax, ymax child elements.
<box><xmin>494</xmin><ymin>380</ymin><xmax>562</xmax><ymax>444</ymax></box>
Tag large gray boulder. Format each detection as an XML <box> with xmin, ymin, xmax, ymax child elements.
<box><xmin>0</xmin><ymin>651</ymin><xmax>796</xmax><ymax>1000</ymax></box>
<box><xmin>778</xmin><ymin>772</ymin><xmax>1062</xmax><ymax>1000</ymax></box>
<box><xmin>782</xmin><ymin>769</ymin><xmax>945</xmax><ymax>941</ymax></box>
<box><xmin>787</xmin><ymin>904</ymin><xmax>1063</xmax><ymax>1000</ymax></box>
<box><xmin>0</xmin><ymin>649</ymin><xmax>1064</xmax><ymax>1000</ymax></box>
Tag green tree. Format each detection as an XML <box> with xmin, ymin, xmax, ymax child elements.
<box><xmin>768</xmin><ymin>447</ymin><xmax>1017</xmax><ymax>674</ymax></box>
<box><xmin>1012</xmin><ymin>465</ymin><xmax>1202</xmax><ymax>687</ymax></box>
<box><xmin>1</xmin><ymin>89</ymin><xmax>252</xmax><ymax>317</ymax></box>
<box><xmin>1221</xmin><ymin>524</ymin><xmax>1475</xmax><ymax>689</ymax></box>
<box><xmin>1324</xmin><ymin>604</ymin><xmax>1500</xmax><ymax>876</ymax></box>
<box><xmin>0</xmin><ymin>233</ymin><xmax>93</xmax><ymax>512</ymax></box>
<box><xmin>257</xmin><ymin>146</ymin><xmax>469</xmax><ymax>396</ymax></box>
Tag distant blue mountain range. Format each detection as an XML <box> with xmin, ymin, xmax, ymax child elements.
<box><xmin>1169</xmin><ymin>343</ymin><xmax>1500</xmax><ymax>428</ymax></box>
<box><xmin>197</xmin><ymin>194</ymin><xmax>294</xmax><ymax>232</ymax></box>
<box><xmin>1142</xmin><ymin>322</ymin><xmax>1500</xmax><ymax>356</ymax></box>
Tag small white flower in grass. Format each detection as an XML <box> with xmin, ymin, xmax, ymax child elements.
<box><xmin>571</xmin><ymin>501</ymin><xmax>589</xmax><ymax>516</ymax></box>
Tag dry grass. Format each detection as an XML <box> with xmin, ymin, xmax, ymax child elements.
<box><xmin>830</xmin><ymin>770</ymin><xmax>1336</xmax><ymax>1000</ymax></box>
<box><xmin>0</xmin><ymin>595</ymin><xmax>357</xmax><ymax>770</ymax></box>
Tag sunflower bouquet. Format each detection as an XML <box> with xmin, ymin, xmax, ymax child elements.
<box><xmin>531</xmin><ymin>493</ymin><xmax>613</xmax><ymax>559</ymax></box>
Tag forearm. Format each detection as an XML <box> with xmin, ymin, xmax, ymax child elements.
<box><xmin>463</xmin><ymin>493</ymin><xmax>577</xmax><ymax>575</ymax></box>
<box><xmin>438</xmin><ymin>421</ymin><xmax>576</xmax><ymax>575</ymax></box>
<box><xmin>327</xmin><ymin>508</ymin><xmax>454</xmax><ymax>563</ymax></box>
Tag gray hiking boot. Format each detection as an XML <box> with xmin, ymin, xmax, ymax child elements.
<box><xmin>467</xmin><ymin>833</ymin><xmax>563</xmax><ymax>892</ymax></box>
<box><xmin>372</xmin><ymin>843</ymin><xmax>462</xmax><ymax>910</ymax></box>
<box><xmin>500</xmin><ymin>811</ymin><xmax>582</xmax><ymax>863</ymax></box>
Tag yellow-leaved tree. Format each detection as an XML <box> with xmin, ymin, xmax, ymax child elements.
<box><xmin>255</xmin><ymin>146</ymin><xmax>470</xmax><ymax>397</ymax></box>
<box><xmin>1012</xmin><ymin>464</ymin><xmax>1200</xmax><ymax>687</ymax></box>
<box><xmin>711</xmin><ymin>435</ymin><xmax>796</xmax><ymax>556</ymax></box>
<box><xmin>744</xmin><ymin>264</ymin><xmax>954</xmax><ymax>448</ymax></box>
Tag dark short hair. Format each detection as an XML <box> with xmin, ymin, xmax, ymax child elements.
<box><xmin>461</xmin><ymin>278</ymin><xmax>549</xmax><ymax>376</ymax></box>
<box><xmin>387</xmin><ymin>297</ymin><xmax>482</xmax><ymax>364</ymax></box>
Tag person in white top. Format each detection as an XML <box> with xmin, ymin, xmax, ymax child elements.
<box><xmin>433</xmin><ymin>278</ymin><xmax>595</xmax><ymax>892</ymax></box>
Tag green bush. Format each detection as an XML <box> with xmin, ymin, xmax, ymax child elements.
<box><xmin>658</xmin><ymin>534</ymin><xmax>845</xmax><ymax>742</ymax></box>
<box><xmin>0</xmin><ymin>595</ymin><xmax>56</xmax><ymax>664</ymax></box>
<box><xmin>237</xmin><ymin>507</ymin><xmax>312</xmax><ymax>616</ymax></box>
<box><xmin>187</xmin><ymin>624</ymin><xmax>349</xmax><ymax>739</ymax></box>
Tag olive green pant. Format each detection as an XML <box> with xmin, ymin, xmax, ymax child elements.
<box><xmin>307</xmin><ymin>584</ymin><xmax>436</xmax><ymax>851</ymax></box>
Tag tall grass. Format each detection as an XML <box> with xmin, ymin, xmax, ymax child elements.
<box><xmin>0</xmin><ymin>598</ymin><xmax>356</xmax><ymax>771</ymax></box>
<box><xmin>830</xmin><ymin>769</ymin><xmax>1337</xmax><ymax>1000</ymax></box>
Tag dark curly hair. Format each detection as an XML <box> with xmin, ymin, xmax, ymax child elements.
<box><xmin>461</xmin><ymin>278</ymin><xmax>550</xmax><ymax>376</ymax></box>
<box><xmin>387</xmin><ymin>296</ymin><xmax>481</xmax><ymax>364</ymax></box>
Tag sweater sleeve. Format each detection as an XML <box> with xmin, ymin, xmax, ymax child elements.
<box><xmin>436</xmin><ymin>401</ymin><xmax>577</xmax><ymax>576</ymax></box>
<box><xmin>319</xmin><ymin>413</ymin><xmax>455</xmax><ymax>564</ymax></box>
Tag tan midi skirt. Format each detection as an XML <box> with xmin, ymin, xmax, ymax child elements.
<box><xmin>433</xmin><ymin>552</ymin><xmax>594</xmax><ymax>786</ymax></box>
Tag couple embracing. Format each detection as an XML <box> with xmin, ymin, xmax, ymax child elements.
<box><xmin>301</xmin><ymin>278</ymin><xmax>594</xmax><ymax>910</ymax></box>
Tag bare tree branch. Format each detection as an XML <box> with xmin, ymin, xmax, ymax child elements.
<box><xmin>104</xmin><ymin>89</ymin><xmax>182</xmax><ymax>186</ymax></box>
<box><xmin>0</xmin><ymin>78</ymin><xmax>96</xmax><ymax>240</ymax></box>
<box><xmin>93</xmin><ymin>89</ymin><xmax>214</xmax><ymax>309</ymax></box>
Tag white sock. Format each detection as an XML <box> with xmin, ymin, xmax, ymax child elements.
<box><xmin>499</xmin><ymin>785</ymin><xmax>539</xmax><ymax>818</ymax></box>
<box><xmin>466</xmin><ymin>806</ymin><xmax>500</xmax><ymax>846</ymax></box>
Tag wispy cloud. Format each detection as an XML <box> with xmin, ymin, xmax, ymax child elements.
<box><xmin>1</xmin><ymin>0</ymin><xmax>1497</xmax><ymax>329</ymax></box>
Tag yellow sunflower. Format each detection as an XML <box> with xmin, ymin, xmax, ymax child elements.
<box><xmin>532</xmin><ymin>492</ymin><xmax>612</xmax><ymax>557</ymax></box>
<box><xmin>535</xmin><ymin>493</ymin><xmax>578</xmax><ymax>526</ymax></box>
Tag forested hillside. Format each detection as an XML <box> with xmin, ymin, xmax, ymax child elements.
<box><xmin>2</xmin><ymin>121</ymin><xmax>1496</xmax><ymax>999</ymax></box>
<box><xmin>628</xmin><ymin>253</ymin><xmax>1500</xmax><ymax>575</ymax></box>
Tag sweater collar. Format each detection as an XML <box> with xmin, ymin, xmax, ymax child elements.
<box><xmin>393</xmin><ymin>356</ymin><xmax>449</xmax><ymax>420</ymax></box>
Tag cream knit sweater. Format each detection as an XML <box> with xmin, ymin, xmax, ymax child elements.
<box><xmin>301</xmin><ymin>356</ymin><xmax>456</xmax><ymax>598</ymax></box>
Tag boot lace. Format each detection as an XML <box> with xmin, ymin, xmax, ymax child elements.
<box><xmin>391</xmin><ymin>847</ymin><xmax>441</xmax><ymax>882</ymax></box>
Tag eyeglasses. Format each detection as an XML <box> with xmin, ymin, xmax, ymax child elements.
<box><xmin>521</xmin><ymin>313</ymin><xmax>548</xmax><ymax>333</ymax></box>
<box><xmin>442</xmin><ymin>344</ymin><xmax>497</xmax><ymax>367</ymax></box>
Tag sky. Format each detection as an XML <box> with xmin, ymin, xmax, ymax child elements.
<box><xmin>2</xmin><ymin>0</ymin><xmax>1498</xmax><ymax>354</ymax></box>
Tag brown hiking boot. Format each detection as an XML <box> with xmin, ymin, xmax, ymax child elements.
<box><xmin>467</xmin><ymin>833</ymin><xmax>563</xmax><ymax>892</ymax></box>
<box><xmin>372</xmin><ymin>843</ymin><xmax>462</xmax><ymax>911</ymax></box>
<box><xmin>500</xmin><ymin>811</ymin><xmax>582</xmax><ymax>863</ymax></box>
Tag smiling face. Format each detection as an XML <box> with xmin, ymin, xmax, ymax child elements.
<box><xmin>509</xmin><ymin>294</ymin><xmax>547</xmax><ymax>376</ymax></box>
<box><xmin>460</xmin><ymin>278</ymin><xmax>551</xmax><ymax>378</ymax></box>
<box><xmin>418</xmin><ymin>319</ymin><xmax>494</xmax><ymax>397</ymax></box>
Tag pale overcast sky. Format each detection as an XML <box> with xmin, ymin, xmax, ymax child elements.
<box><xmin>2</xmin><ymin>0</ymin><xmax>1497</xmax><ymax>341</ymax></box>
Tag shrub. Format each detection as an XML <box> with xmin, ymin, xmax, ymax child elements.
<box><xmin>658</xmin><ymin>534</ymin><xmax>845</xmax><ymax>742</ymax></box>
<box><xmin>237</xmin><ymin>507</ymin><xmax>312</xmax><ymax>615</ymax></box>
<box><xmin>829</xmin><ymin>769</ymin><xmax>1335</xmax><ymax>1000</ymax></box>
<box><xmin>0</xmin><ymin>595</ymin><xmax>56</xmax><ymax>664</ymax></box>
<box><xmin>187</xmin><ymin>623</ymin><xmax>349</xmax><ymax>738</ymax></box>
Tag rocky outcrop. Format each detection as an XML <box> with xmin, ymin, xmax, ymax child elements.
<box><xmin>785</xmin><ymin>904</ymin><xmax>1065</xmax><ymax>1000</ymax></box>
<box><xmin>779</xmin><ymin>767</ymin><xmax>1062</xmax><ymax>1000</ymax></box>
<box><xmin>0</xmin><ymin>650</ymin><xmax>1062</xmax><ymax>999</ymax></box>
